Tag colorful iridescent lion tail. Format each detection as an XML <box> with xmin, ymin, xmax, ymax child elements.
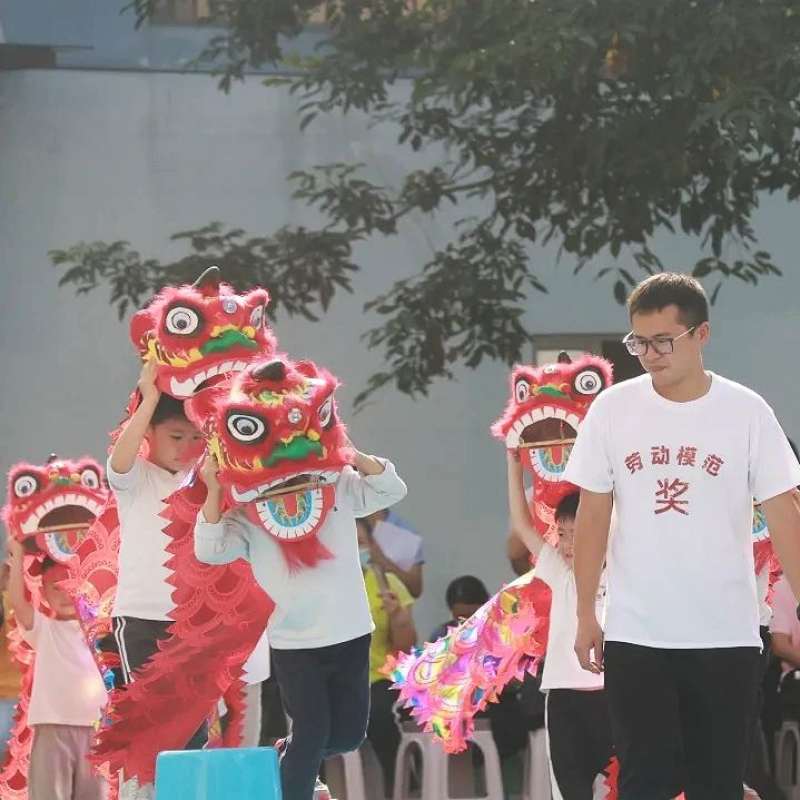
<box><xmin>386</xmin><ymin>570</ymin><xmax>549</xmax><ymax>753</ymax></box>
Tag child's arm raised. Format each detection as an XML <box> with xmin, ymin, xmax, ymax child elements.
<box><xmin>507</xmin><ymin>450</ymin><xmax>545</xmax><ymax>557</ymax></box>
<box><xmin>110</xmin><ymin>360</ymin><xmax>160</xmax><ymax>476</ymax></box>
<box><xmin>7</xmin><ymin>540</ymin><xmax>33</xmax><ymax>630</ymax></box>
<box><xmin>194</xmin><ymin>453</ymin><xmax>250</xmax><ymax>565</ymax></box>
<box><xmin>339</xmin><ymin>443</ymin><xmax>408</xmax><ymax>518</ymax></box>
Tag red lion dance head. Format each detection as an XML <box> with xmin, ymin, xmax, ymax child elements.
<box><xmin>129</xmin><ymin>266</ymin><xmax>277</xmax><ymax>399</ymax></box>
<box><xmin>3</xmin><ymin>455</ymin><xmax>107</xmax><ymax>578</ymax></box>
<box><xmin>191</xmin><ymin>356</ymin><xmax>351</xmax><ymax>565</ymax></box>
<box><xmin>491</xmin><ymin>354</ymin><xmax>613</xmax><ymax>534</ymax></box>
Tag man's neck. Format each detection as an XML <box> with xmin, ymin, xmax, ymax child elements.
<box><xmin>653</xmin><ymin>368</ymin><xmax>712</xmax><ymax>403</ymax></box>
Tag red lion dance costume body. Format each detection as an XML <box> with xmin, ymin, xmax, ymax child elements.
<box><xmin>386</xmin><ymin>354</ymin><xmax>621</xmax><ymax>798</ymax></box>
<box><xmin>71</xmin><ymin>268</ymin><xmax>279</xmax><ymax>795</ymax></box>
<box><xmin>0</xmin><ymin>456</ymin><xmax>108</xmax><ymax>800</ymax></box>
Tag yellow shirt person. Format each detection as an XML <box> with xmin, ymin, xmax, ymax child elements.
<box><xmin>363</xmin><ymin>568</ymin><xmax>414</xmax><ymax>684</ymax></box>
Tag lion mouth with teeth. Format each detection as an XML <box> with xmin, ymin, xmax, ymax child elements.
<box><xmin>190</xmin><ymin>356</ymin><xmax>351</xmax><ymax>565</ymax></box>
<box><xmin>492</xmin><ymin>353</ymin><xmax>613</xmax><ymax>517</ymax></box>
<box><xmin>129</xmin><ymin>266</ymin><xmax>277</xmax><ymax>400</ymax></box>
<box><xmin>3</xmin><ymin>457</ymin><xmax>107</xmax><ymax>565</ymax></box>
<box><xmin>3</xmin><ymin>455</ymin><xmax>109</xmax><ymax>625</ymax></box>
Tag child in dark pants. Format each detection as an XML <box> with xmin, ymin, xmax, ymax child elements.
<box><xmin>508</xmin><ymin>455</ymin><xmax>613</xmax><ymax>799</ymax></box>
<box><xmin>101</xmin><ymin>361</ymin><xmax>206</xmax><ymax>797</ymax></box>
<box><xmin>197</xmin><ymin>446</ymin><xmax>407</xmax><ymax>800</ymax></box>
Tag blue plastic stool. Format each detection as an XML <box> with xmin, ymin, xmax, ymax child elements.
<box><xmin>154</xmin><ymin>747</ymin><xmax>282</xmax><ymax>800</ymax></box>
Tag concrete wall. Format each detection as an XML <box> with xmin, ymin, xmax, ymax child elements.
<box><xmin>1</xmin><ymin>67</ymin><xmax>799</xmax><ymax>635</ymax></box>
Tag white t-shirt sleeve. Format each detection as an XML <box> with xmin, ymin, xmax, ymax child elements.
<box><xmin>749</xmin><ymin>399</ymin><xmax>800</xmax><ymax>503</ymax></box>
<box><xmin>562</xmin><ymin>399</ymin><xmax>613</xmax><ymax>493</ymax></box>
<box><xmin>534</xmin><ymin>543</ymin><xmax>570</xmax><ymax>589</ymax></box>
<box><xmin>106</xmin><ymin>456</ymin><xmax>144</xmax><ymax>494</ymax></box>
<box><xmin>769</xmin><ymin>576</ymin><xmax>797</xmax><ymax>635</ymax></box>
<box><xmin>336</xmin><ymin>460</ymin><xmax>408</xmax><ymax>517</ymax></box>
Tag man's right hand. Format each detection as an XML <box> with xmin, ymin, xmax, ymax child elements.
<box><xmin>575</xmin><ymin>613</ymin><xmax>605</xmax><ymax>674</ymax></box>
<box><xmin>137</xmin><ymin>358</ymin><xmax>161</xmax><ymax>404</ymax></box>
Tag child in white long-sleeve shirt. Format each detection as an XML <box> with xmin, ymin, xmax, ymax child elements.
<box><xmin>196</xmin><ymin>446</ymin><xmax>407</xmax><ymax>800</ymax></box>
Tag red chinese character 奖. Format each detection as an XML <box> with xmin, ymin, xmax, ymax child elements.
<box><xmin>676</xmin><ymin>446</ymin><xmax>697</xmax><ymax>467</ymax></box>
<box><xmin>702</xmin><ymin>454</ymin><xmax>724</xmax><ymax>477</ymax></box>
<box><xmin>624</xmin><ymin>451</ymin><xmax>644</xmax><ymax>474</ymax></box>
<box><xmin>655</xmin><ymin>478</ymin><xmax>690</xmax><ymax>515</ymax></box>
<box><xmin>651</xmin><ymin>445</ymin><xmax>670</xmax><ymax>465</ymax></box>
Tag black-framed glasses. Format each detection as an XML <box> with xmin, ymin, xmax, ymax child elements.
<box><xmin>622</xmin><ymin>327</ymin><xmax>696</xmax><ymax>357</ymax></box>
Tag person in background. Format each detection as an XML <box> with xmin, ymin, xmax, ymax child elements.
<box><xmin>429</xmin><ymin>575</ymin><xmax>489</xmax><ymax>641</ymax></box>
<box><xmin>363</xmin><ymin>509</ymin><xmax>424</xmax><ymax>598</ymax></box>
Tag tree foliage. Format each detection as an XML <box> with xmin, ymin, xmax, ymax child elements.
<box><xmin>54</xmin><ymin>0</ymin><xmax>799</xmax><ymax>405</ymax></box>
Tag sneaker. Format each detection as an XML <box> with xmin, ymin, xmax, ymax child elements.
<box><xmin>272</xmin><ymin>736</ymin><xmax>288</xmax><ymax>762</ymax></box>
<box><xmin>313</xmin><ymin>777</ymin><xmax>333</xmax><ymax>800</ymax></box>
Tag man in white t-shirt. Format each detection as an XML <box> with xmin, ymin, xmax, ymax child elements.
<box><xmin>507</xmin><ymin>455</ymin><xmax>613</xmax><ymax>799</ymax></box>
<box><xmin>8</xmin><ymin>541</ymin><xmax>107</xmax><ymax>800</ymax></box>
<box><xmin>565</xmin><ymin>273</ymin><xmax>800</xmax><ymax>800</ymax></box>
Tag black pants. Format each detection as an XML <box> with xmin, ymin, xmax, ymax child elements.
<box><xmin>271</xmin><ymin>634</ymin><xmax>371</xmax><ymax>800</ymax></box>
<box><xmin>547</xmin><ymin>689</ymin><xmax>614</xmax><ymax>800</ymax></box>
<box><xmin>743</xmin><ymin>627</ymin><xmax>784</xmax><ymax>800</ymax></box>
<box><xmin>604</xmin><ymin>641</ymin><xmax>761</xmax><ymax>800</ymax></box>
<box><xmin>367</xmin><ymin>680</ymin><xmax>401</xmax><ymax>796</ymax></box>
<box><xmin>99</xmin><ymin>616</ymin><xmax>207</xmax><ymax>750</ymax></box>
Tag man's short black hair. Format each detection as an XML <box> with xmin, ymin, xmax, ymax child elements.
<box><xmin>555</xmin><ymin>492</ymin><xmax>580</xmax><ymax>522</ymax></box>
<box><xmin>150</xmin><ymin>394</ymin><xmax>188</xmax><ymax>426</ymax></box>
<box><xmin>445</xmin><ymin>575</ymin><xmax>489</xmax><ymax>609</ymax></box>
<box><xmin>627</xmin><ymin>272</ymin><xmax>709</xmax><ymax>329</ymax></box>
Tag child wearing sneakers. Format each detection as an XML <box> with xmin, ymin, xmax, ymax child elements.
<box><xmin>196</xmin><ymin>444</ymin><xmax>407</xmax><ymax>800</ymax></box>
<box><xmin>507</xmin><ymin>453</ymin><xmax>613</xmax><ymax>800</ymax></box>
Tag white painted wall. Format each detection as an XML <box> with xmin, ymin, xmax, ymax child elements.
<box><xmin>1</xmin><ymin>68</ymin><xmax>798</xmax><ymax>634</ymax></box>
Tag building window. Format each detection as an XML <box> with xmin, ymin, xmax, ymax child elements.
<box><xmin>532</xmin><ymin>333</ymin><xmax>644</xmax><ymax>383</ymax></box>
<box><xmin>151</xmin><ymin>0</ymin><xmax>216</xmax><ymax>25</ymax></box>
